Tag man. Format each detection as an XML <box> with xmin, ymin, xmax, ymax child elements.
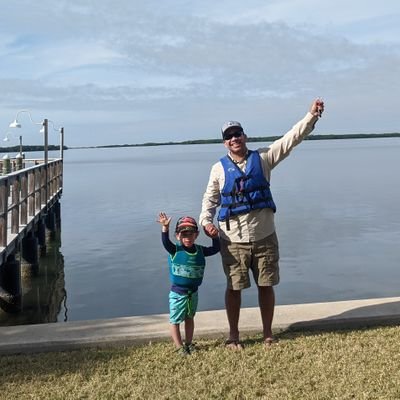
<box><xmin>199</xmin><ymin>99</ymin><xmax>324</xmax><ymax>349</ymax></box>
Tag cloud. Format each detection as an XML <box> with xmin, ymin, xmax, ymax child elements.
<box><xmin>0</xmin><ymin>1</ymin><xmax>399</xmax><ymax>145</ymax></box>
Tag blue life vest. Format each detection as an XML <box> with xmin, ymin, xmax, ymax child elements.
<box><xmin>168</xmin><ymin>244</ymin><xmax>206</xmax><ymax>290</ymax></box>
<box><xmin>217</xmin><ymin>150</ymin><xmax>276</xmax><ymax>228</ymax></box>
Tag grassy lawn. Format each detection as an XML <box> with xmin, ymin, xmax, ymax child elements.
<box><xmin>0</xmin><ymin>325</ymin><xmax>399</xmax><ymax>399</ymax></box>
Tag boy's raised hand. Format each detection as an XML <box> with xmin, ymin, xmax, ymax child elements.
<box><xmin>157</xmin><ymin>212</ymin><xmax>172</xmax><ymax>229</ymax></box>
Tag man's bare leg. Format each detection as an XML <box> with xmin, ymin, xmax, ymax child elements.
<box><xmin>225</xmin><ymin>288</ymin><xmax>243</xmax><ymax>349</ymax></box>
<box><xmin>258</xmin><ymin>286</ymin><xmax>276</xmax><ymax>345</ymax></box>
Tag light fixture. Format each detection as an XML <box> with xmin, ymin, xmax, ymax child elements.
<box><xmin>9</xmin><ymin>109</ymin><xmax>41</xmax><ymax>129</ymax></box>
<box><xmin>2</xmin><ymin>132</ymin><xmax>24</xmax><ymax>161</ymax></box>
<box><xmin>3</xmin><ymin>132</ymin><xmax>13</xmax><ymax>141</ymax></box>
<box><xmin>9</xmin><ymin>120</ymin><xmax>21</xmax><ymax>129</ymax></box>
<box><xmin>9</xmin><ymin>110</ymin><xmax>48</xmax><ymax>163</ymax></box>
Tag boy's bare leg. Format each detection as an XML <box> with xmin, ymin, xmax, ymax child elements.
<box><xmin>225</xmin><ymin>288</ymin><xmax>242</xmax><ymax>348</ymax></box>
<box><xmin>170</xmin><ymin>324</ymin><xmax>183</xmax><ymax>348</ymax></box>
<box><xmin>184</xmin><ymin>317</ymin><xmax>194</xmax><ymax>344</ymax></box>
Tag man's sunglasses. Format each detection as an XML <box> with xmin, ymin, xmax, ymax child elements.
<box><xmin>223</xmin><ymin>130</ymin><xmax>244</xmax><ymax>141</ymax></box>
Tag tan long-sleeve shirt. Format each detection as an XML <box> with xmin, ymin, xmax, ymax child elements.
<box><xmin>199</xmin><ymin>112</ymin><xmax>319</xmax><ymax>243</ymax></box>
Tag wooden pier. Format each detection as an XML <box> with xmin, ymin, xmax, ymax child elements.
<box><xmin>0</xmin><ymin>156</ymin><xmax>63</xmax><ymax>311</ymax></box>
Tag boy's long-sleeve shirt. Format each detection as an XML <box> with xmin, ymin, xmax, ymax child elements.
<box><xmin>161</xmin><ymin>231</ymin><xmax>220</xmax><ymax>257</ymax></box>
<box><xmin>162</xmin><ymin>231</ymin><xmax>220</xmax><ymax>294</ymax></box>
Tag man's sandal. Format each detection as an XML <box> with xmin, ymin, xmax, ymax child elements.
<box><xmin>264</xmin><ymin>337</ymin><xmax>279</xmax><ymax>348</ymax></box>
<box><xmin>225</xmin><ymin>340</ymin><xmax>244</xmax><ymax>351</ymax></box>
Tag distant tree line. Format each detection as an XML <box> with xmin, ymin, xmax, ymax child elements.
<box><xmin>0</xmin><ymin>145</ymin><xmax>67</xmax><ymax>153</ymax></box>
<box><xmin>85</xmin><ymin>132</ymin><xmax>400</xmax><ymax>149</ymax></box>
<box><xmin>6</xmin><ymin>133</ymin><xmax>397</xmax><ymax>152</ymax></box>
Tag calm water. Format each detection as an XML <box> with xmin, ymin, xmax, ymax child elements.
<box><xmin>1</xmin><ymin>138</ymin><xmax>399</xmax><ymax>325</ymax></box>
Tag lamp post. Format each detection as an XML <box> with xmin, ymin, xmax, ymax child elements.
<box><xmin>3</xmin><ymin>132</ymin><xmax>23</xmax><ymax>156</ymax></box>
<box><xmin>9</xmin><ymin>110</ymin><xmax>48</xmax><ymax>165</ymax></box>
<box><xmin>9</xmin><ymin>110</ymin><xmax>50</xmax><ymax>204</ymax></box>
<box><xmin>3</xmin><ymin>132</ymin><xmax>24</xmax><ymax>170</ymax></box>
<box><xmin>43</xmin><ymin>120</ymin><xmax>64</xmax><ymax>160</ymax></box>
<box><xmin>3</xmin><ymin>132</ymin><xmax>22</xmax><ymax>156</ymax></box>
<box><xmin>43</xmin><ymin>118</ymin><xmax>48</xmax><ymax>166</ymax></box>
<box><xmin>60</xmin><ymin>127</ymin><xmax>64</xmax><ymax>159</ymax></box>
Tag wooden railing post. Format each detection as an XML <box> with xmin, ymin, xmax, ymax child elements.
<box><xmin>40</xmin><ymin>167</ymin><xmax>46</xmax><ymax>206</ymax></box>
<box><xmin>21</xmin><ymin>171</ymin><xmax>28</xmax><ymax>225</ymax></box>
<box><xmin>50</xmin><ymin>163</ymin><xmax>55</xmax><ymax>198</ymax></box>
<box><xmin>28</xmin><ymin>168</ymin><xmax>35</xmax><ymax>217</ymax></box>
<box><xmin>11</xmin><ymin>177</ymin><xmax>20</xmax><ymax>234</ymax></box>
<box><xmin>0</xmin><ymin>179</ymin><xmax>8</xmax><ymax>247</ymax></box>
<box><xmin>35</xmin><ymin>168</ymin><xmax>41</xmax><ymax>212</ymax></box>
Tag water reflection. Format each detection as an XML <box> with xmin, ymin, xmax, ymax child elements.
<box><xmin>0</xmin><ymin>232</ymin><xmax>68</xmax><ymax>326</ymax></box>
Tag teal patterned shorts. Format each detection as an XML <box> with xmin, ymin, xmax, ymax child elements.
<box><xmin>169</xmin><ymin>290</ymin><xmax>199</xmax><ymax>324</ymax></box>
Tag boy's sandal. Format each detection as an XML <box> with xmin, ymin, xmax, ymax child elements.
<box><xmin>175</xmin><ymin>346</ymin><xmax>190</xmax><ymax>356</ymax></box>
<box><xmin>185</xmin><ymin>343</ymin><xmax>197</xmax><ymax>354</ymax></box>
<box><xmin>225</xmin><ymin>339</ymin><xmax>244</xmax><ymax>351</ymax></box>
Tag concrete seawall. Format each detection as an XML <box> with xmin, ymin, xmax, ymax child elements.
<box><xmin>0</xmin><ymin>296</ymin><xmax>400</xmax><ymax>355</ymax></box>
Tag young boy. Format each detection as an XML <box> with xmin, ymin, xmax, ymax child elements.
<box><xmin>157</xmin><ymin>212</ymin><xmax>220</xmax><ymax>355</ymax></box>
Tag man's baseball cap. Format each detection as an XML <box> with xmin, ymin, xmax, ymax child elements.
<box><xmin>175</xmin><ymin>216</ymin><xmax>199</xmax><ymax>233</ymax></box>
<box><xmin>221</xmin><ymin>121</ymin><xmax>243</xmax><ymax>139</ymax></box>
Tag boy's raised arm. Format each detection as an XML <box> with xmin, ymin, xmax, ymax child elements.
<box><xmin>157</xmin><ymin>212</ymin><xmax>175</xmax><ymax>254</ymax></box>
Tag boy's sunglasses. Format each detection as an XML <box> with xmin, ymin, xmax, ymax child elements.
<box><xmin>223</xmin><ymin>130</ymin><xmax>244</xmax><ymax>141</ymax></box>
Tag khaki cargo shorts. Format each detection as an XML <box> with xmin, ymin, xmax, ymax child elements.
<box><xmin>220</xmin><ymin>232</ymin><xmax>280</xmax><ymax>290</ymax></box>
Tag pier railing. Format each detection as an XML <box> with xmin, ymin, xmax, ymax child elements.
<box><xmin>0</xmin><ymin>159</ymin><xmax>63</xmax><ymax>263</ymax></box>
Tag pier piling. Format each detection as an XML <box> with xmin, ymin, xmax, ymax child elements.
<box><xmin>0</xmin><ymin>254</ymin><xmax>21</xmax><ymax>311</ymax></box>
<box><xmin>21</xmin><ymin>232</ymin><xmax>39</xmax><ymax>276</ymax></box>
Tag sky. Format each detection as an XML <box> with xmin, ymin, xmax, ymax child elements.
<box><xmin>0</xmin><ymin>1</ymin><xmax>399</xmax><ymax>147</ymax></box>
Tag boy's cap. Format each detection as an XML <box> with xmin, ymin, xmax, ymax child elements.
<box><xmin>221</xmin><ymin>121</ymin><xmax>243</xmax><ymax>138</ymax></box>
<box><xmin>175</xmin><ymin>216</ymin><xmax>198</xmax><ymax>233</ymax></box>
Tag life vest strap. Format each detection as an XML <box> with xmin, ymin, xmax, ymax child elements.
<box><xmin>220</xmin><ymin>197</ymin><xmax>274</xmax><ymax>208</ymax></box>
<box><xmin>221</xmin><ymin>184</ymin><xmax>271</xmax><ymax>197</ymax></box>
